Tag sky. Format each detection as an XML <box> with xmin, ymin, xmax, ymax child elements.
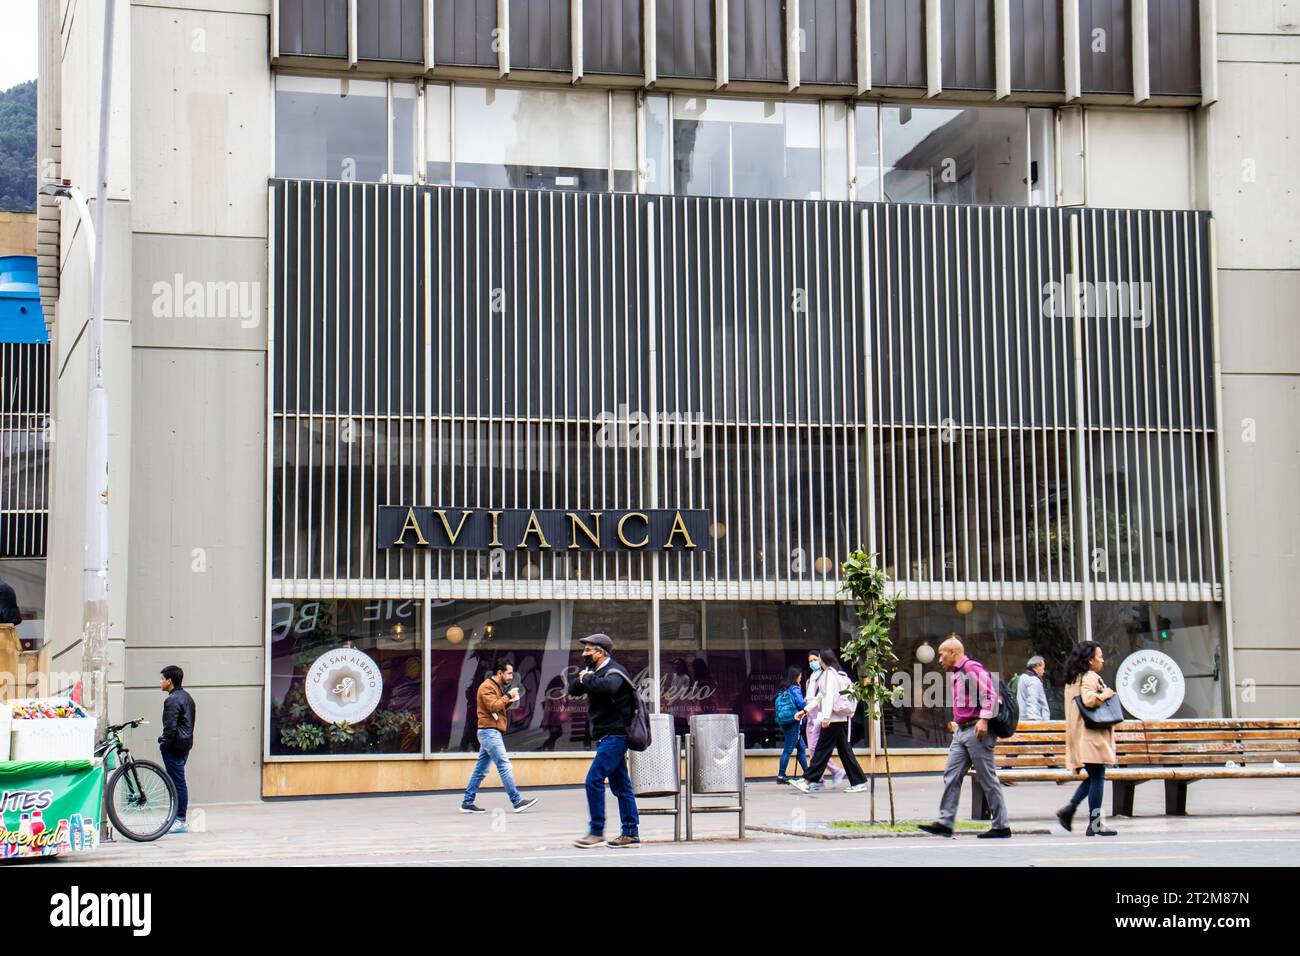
<box><xmin>0</xmin><ymin>0</ymin><xmax>39</xmax><ymax>93</ymax></box>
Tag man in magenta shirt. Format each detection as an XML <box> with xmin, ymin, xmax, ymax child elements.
<box><xmin>919</xmin><ymin>636</ymin><xmax>1012</xmax><ymax>838</ymax></box>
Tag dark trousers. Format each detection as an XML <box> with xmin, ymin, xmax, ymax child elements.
<box><xmin>803</xmin><ymin>721</ymin><xmax>867</xmax><ymax>786</ymax></box>
<box><xmin>585</xmin><ymin>734</ymin><xmax>639</xmax><ymax>837</ymax></box>
<box><xmin>1069</xmin><ymin>763</ymin><xmax>1106</xmax><ymax>813</ymax></box>
<box><xmin>162</xmin><ymin>753</ymin><xmax>189</xmax><ymax>820</ymax></box>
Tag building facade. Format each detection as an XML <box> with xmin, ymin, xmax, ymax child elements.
<box><xmin>34</xmin><ymin>1</ymin><xmax>1299</xmax><ymax>802</ymax></box>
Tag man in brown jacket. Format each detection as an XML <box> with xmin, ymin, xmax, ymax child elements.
<box><xmin>460</xmin><ymin>659</ymin><xmax>538</xmax><ymax>814</ymax></box>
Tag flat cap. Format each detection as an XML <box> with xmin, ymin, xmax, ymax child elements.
<box><xmin>579</xmin><ymin>633</ymin><xmax>614</xmax><ymax>652</ymax></box>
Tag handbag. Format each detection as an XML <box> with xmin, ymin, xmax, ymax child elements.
<box><xmin>1075</xmin><ymin>679</ymin><xmax>1125</xmax><ymax>730</ymax></box>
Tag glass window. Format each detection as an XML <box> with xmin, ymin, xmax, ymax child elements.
<box><xmin>1028</xmin><ymin>107</ymin><xmax>1055</xmax><ymax>207</ymax></box>
<box><xmin>1090</xmin><ymin>602</ymin><xmax>1226</xmax><ymax>718</ymax></box>
<box><xmin>425</xmin><ymin>82</ymin><xmax>452</xmax><ymax>185</ymax></box>
<box><xmin>428</xmin><ymin>600</ymin><xmax>651</xmax><ymax>752</ymax></box>
<box><xmin>672</xmin><ymin>96</ymin><xmax>822</xmax><ymax>200</ymax></box>
<box><xmin>644</xmin><ymin>94</ymin><xmax>672</xmax><ymax>194</ymax></box>
<box><xmin>275</xmin><ymin>75</ymin><xmax>389</xmax><ymax>182</ymax></box>
<box><xmin>881</xmin><ymin>105</ymin><xmax>1029</xmax><ymax>205</ymax></box>
<box><xmin>659</xmin><ymin>601</ymin><xmax>864</xmax><ymax>749</ymax></box>
<box><xmin>391</xmin><ymin>82</ymin><xmax>417</xmax><ymax>183</ymax></box>
<box><xmin>452</xmin><ymin>85</ymin><xmax>613</xmax><ymax>191</ymax></box>
<box><xmin>822</xmin><ymin>102</ymin><xmax>849</xmax><ymax>201</ymax></box>
<box><xmin>612</xmin><ymin>91</ymin><xmax>638</xmax><ymax>193</ymax></box>
<box><xmin>885</xmin><ymin>600</ymin><xmax>1080</xmax><ymax>748</ymax></box>
<box><xmin>269</xmin><ymin>599</ymin><xmax>423</xmax><ymax>755</ymax></box>
<box><xmin>854</xmin><ymin>103</ymin><xmax>881</xmax><ymax>201</ymax></box>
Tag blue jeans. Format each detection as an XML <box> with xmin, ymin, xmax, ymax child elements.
<box><xmin>585</xmin><ymin>734</ymin><xmax>639</xmax><ymax>838</ymax></box>
<box><xmin>162</xmin><ymin>753</ymin><xmax>189</xmax><ymax>821</ymax></box>
<box><xmin>1069</xmin><ymin>763</ymin><xmax>1106</xmax><ymax>813</ymax></box>
<box><xmin>463</xmin><ymin>729</ymin><xmax>523</xmax><ymax>806</ymax></box>
<box><xmin>778</xmin><ymin>722</ymin><xmax>808</xmax><ymax>777</ymax></box>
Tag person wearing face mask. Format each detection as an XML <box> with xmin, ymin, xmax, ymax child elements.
<box><xmin>568</xmin><ymin>633</ymin><xmax>641</xmax><ymax>849</ymax></box>
<box><xmin>801</xmin><ymin>651</ymin><xmax>846</xmax><ymax>790</ymax></box>
<box><xmin>789</xmin><ymin>649</ymin><xmax>870</xmax><ymax>794</ymax></box>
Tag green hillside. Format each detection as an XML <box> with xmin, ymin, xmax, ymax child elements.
<box><xmin>0</xmin><ymin>80</ymin><xmax>37</xmax><ymax>213</ymax></box>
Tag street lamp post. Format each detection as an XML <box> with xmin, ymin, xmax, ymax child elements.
<box><xmin>38</xmin><ymin>0</ymin><xmax>116</xmax><ymax>734</ymax></box>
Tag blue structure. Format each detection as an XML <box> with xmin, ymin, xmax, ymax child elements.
<box><xmin>0</xmin><ymin>256</ymin><xmax>49</xmax><ymax>344</ymax></box>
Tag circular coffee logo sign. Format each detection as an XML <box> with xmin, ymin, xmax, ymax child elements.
<box><xmin>306</xmin><ymin>648</ymin><xmax>383</xmax><ymax>724</ymax></box>
<box><xmin>1116</xmin><ymin>649</ymin><xmax>1185</xmax><ymax>720</ymax></box>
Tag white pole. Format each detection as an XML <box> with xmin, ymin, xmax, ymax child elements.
<box><xmin>82</xmin><ymin>0</ymin><xmax>116</xmax><ymax>733</ymax></box>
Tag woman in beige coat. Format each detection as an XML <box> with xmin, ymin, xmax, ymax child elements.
<box><xmin>1058</xmin><ymin>641</ymin><xmax>1119</xmax><ymax>836</ymax></box>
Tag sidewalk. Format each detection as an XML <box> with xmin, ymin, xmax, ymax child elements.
<box><xmin>63</xmin><ymin>772</ymin><xmax>1300</xmax><ymax>866</ymax></box>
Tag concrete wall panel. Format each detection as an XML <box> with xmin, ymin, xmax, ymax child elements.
<box><xmin>1217</xmin><ymin>270</ymin><xmax>1300</xmax><ymax>375</ymax></box>
<box><xmin>131</xmin><ymin>6</ymin><xmax>271</xmax><ymax>238</ymax></box>
<box><xmin>123</xmin><ymin>685</ymin><xmax>263</xmax><ymax>803</ymax></box>
<box><xmin>1085</xmin><ymin>108</ymin><xmax>1193</xmax><ymax>210</ymax></box>
<box><xmin>131</xmin><ymin>234</ymin><xmax>268</xmax><ymax>351</ymax></box>
<box><xmin>1211</xmin><ymin>63</ymin><xmax>1300</xmax><ymax>270</ymax></box>
<box><xmin>1220</xmin><ymin>375</ymin><xmax>1300</xmax><ymax>653</ymax></box>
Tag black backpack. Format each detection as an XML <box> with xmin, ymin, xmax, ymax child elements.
<box><xmin>989</xmin><ymin>678</ymin><xmax>1020</xmax><ymax>739</ymax></box>
<box><xmin>612</xmin><ymin>668</ymin><xmax>652</xmax><ymax>752</ymax></box>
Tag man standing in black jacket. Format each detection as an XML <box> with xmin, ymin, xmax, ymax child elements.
<box><xmin>568</xmin><ymin>633</ymin><xmax>640</xmax><ymax>849</ymax></box>
<box><xmin>159</xmin><ymin>665</ymin><xmax>196</xmax><ymax>835</ymax></box>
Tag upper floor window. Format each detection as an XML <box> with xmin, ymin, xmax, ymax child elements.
<box><xmin>274</xmin><ymin>73</ymin><xmax>1057</xmax><ymax>207</ymax></box>
<box><xmin>428</xmin><ymin>85</ymin><xmax>636</xmax><ymax>192</ymax></box>
<box><xmin>275</xmin><ymin>75</ymin><xmax>415</xmax><ymax>183</ymax></box>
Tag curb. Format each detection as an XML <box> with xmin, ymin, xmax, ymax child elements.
<box><xmin>747</xmin><ymin>823</ymin><xmax>1053</xmax><ymax>840</ymax></box>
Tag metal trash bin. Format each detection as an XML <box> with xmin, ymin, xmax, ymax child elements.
<box><xmin>685</xmin><ymin>714</ymin><xmax>746</xmax><ymax>840</ymax></box>
<box><xmin>629</xmin><ymin>714</ymin><xmax>682</xmax><ymax>841</ymax></box>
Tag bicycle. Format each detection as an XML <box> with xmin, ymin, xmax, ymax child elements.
<box><xmin>94</xmin><ymin>718</ymin><xmax>178</xmax><ymax>842</ymax></box>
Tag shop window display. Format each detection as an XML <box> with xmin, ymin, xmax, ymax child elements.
<box><xmin>269</xmin><ymin>599</ymin><xmax>423</xmax><ymax>755</ymax></box>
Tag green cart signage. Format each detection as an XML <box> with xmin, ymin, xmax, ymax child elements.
<box><xmin>0</xmin><ymin>759</ymin><xmax>104</xmax><ymax>859</ymax></box>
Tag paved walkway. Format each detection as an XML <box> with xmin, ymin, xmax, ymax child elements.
<box><xmin>56</xmin><ymin>772</ymin><xmax>1300</xmax><ymax>867</ymax></box>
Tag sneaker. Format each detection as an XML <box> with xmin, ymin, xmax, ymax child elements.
<box><xmin>807</xmin><ymin>781</ymin><xmax>825</xmax><ymax>792</ymax></box>
<box><xmin>167</xmin><ymin>820</ymin><xmax>189</xmax><ymax>835</ymax></box>
<box><xmin>460</xmin><ymin>803</ymin><xmax>487</xmax><ymax>814</ymax></box>
<box><xmin>845</xmin><ymin>782</ymin><xmax>871</xmax><ymax>793</ymax></box>
<box><xmin>512</xmin><ymin>797</ymin><xmax>538</xmax><ymax>813</ymax></box>
<box><xmin>607</xmin><ymin>834</ymin><xmax>641</xmax><ymax>849</ymax></box>
<box><xmin>917</xmin><ymin>822</ymin><xmax>955</xmax><ymax>838</ymax></box>
<box><xmin>788</xmin><ymin>778</ymin><xmax>812</xmax><ymax>793</ymax></box>
<box><xmin>573</xmin><ymin>833</ymin><xmax>606</xmax><ymax>849</ymax></box>
<box><xmin>977</xmin><ymin>827</ymin><xmax>1013</xmax><ymax>839</ymax></box>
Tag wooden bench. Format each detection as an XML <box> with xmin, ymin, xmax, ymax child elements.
<box><xmin>970</xmin><ymin>718</ymin><xmax>1300</xmax><ymax>818</ymax></box>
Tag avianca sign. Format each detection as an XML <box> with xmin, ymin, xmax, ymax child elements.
<box><xmin>378</xmin><ymin>507</ymin><xmax>711</xmax><ymax>552</ymax></box>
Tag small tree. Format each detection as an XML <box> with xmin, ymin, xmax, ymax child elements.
<box><xmin>839</xmin><ymin>550</ymin><xmax>901</xmax><ymax>826</ymax></box>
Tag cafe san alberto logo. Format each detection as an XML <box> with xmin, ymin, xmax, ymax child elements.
<box><xmin>1116</xmin><ymin>649</ymin><xmax>1185</xmax><ymax>720</ymax></box>
<box><xmin>306</xmin><ymin>648</ymin><xmax>383</xmax><ymax>724</ymax></box>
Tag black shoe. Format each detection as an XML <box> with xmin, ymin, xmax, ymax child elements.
<box><xmin>978</xmin><ymin>827</ymin><xmax>1013</xmax><ymax>839</ymax></box>
<box><xmin>917</xmin><ymin>823</ymin><xmax>954</xmax><ymax>838</ymax></box>
<box><xmin>1086</xmin><ymin>809</ymin><xmax>1117</xmax><ymax>836</ymax></box>
<box><xmin>1057</xmin><ymin>804</ymin><xmax>1077</xmax><ymax>832</ymax></box>
<box><xmin>512</xmin><ymin>797</ymin><xmax>538</xmax><ymax>813</ymax></box>
<box><xmin>776</xmin><ymin>776</ymin><xmax>789</xmax><ymax>785</ymax></box>
<box><xmin>460</xmin><ymin>803</ymin><xmax>487</xmax><ymax>814</ymax></box>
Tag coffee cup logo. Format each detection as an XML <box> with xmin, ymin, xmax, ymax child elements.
<box><xmin>306</xmin><ymin>649</ymin><xmax>383</xmax><ymax>724</ymax></box>
<box><xmin>1116</xmin><ymin>650</ymin><xmax>1185</xmax><ymax>720</ymax></box>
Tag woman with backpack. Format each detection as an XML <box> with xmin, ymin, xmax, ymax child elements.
<box><xmin>774</xmin><ymin>666</ymin><xmax>809</xmax><ymax>784</ymax></box>
<box><xmin>1057</xmin><ymin>641</ymin><xmax>1119</xmax><ymax>836</ymax></box>
<box><xmin>789</xmin><ymin>649</ymin><xmax>869</xmax><ymax>793</ymax></box>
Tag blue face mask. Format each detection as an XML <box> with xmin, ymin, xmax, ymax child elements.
<box><xmin>809</xmin><ymin>660</ymin><xmax>822</xmax><ymax>672</ymax></box>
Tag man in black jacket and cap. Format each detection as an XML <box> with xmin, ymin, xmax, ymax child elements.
<box><xmin>568</xmin><ymin>633</ymin><xmax>640</xmax><ymax>849</ymax></box>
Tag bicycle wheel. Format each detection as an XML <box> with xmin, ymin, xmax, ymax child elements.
<box><xmin>105</xmin><ymin>759</ymin><xmax>178</xmax><ymax>842</ymax></box>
